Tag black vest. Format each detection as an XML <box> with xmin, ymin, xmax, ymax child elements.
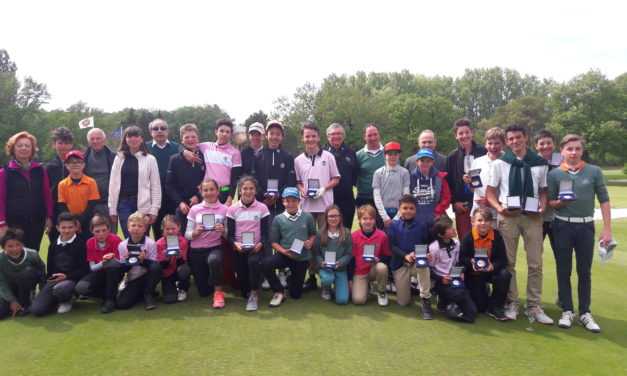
<box><xmin>5</xmin><ymin>165</ymin><xmax>46</xmax><ymax>223</ymax></box>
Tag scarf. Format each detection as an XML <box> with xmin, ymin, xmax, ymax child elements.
<box><xmin>500</xmin><ymin>148</ymin><xmax>547</xmax><ymax>204</ymax></box>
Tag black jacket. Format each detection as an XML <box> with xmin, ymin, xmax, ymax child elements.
<box><xmin>445</xmin><ymin>141</ymin><xmax>487</xmax><ymax>203</ymax></box>
<box><xmin>166</xmin><ymin>150</ymin><xmax>205</xmax><ymax>205</ymax></box>
<box><xmin>459</xmin><ymin>229</ymin><xmax>508</xmax><ymax>274</ymax></box>
<box><xmin>83</xmin><ymin>145</ymin><xmax>116</xmax><ymax>177</ymax></box>
<box><xmin>4</xmin><ymin>164</ymin><xmax>47</xmax><ymax>223</ymax></box>
<box><xmin>323</xmin><ymin>143</ymin><xmax>359</xmax><ymax>197</ymax></box>
<box><xmin>251</xmin><ymin>146</ymin><xmax>296</xmax><ymax>201</ymax></box>
<box><xmin>45</xmin><ymin>156</ymin><xmax>69</xmax><ymax>211</ymax></box>
<box><xmin>46</xmin><ymin>236</ymin><xmax>89</xmax><ymax>281</ymax></box>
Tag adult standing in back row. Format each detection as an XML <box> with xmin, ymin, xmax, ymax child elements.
<box><xmin>445</xmin><ymin>118</ymin><xmax>486</xmax><ymax>239</ymax></box>
<box><xmin>403</xmin><ymin>129</ymin><xmax>447</xmax><ymax>173</ymax></box>
<box><xmin>83</xmin><ymin>128</ymin><xmax>117</xmax><ymax>229</ymax></box>
<box><xmin>324</xmin><ymin>123</ymin><xmax>359</xmax><ymax>228</ymax></box>
<box><xmin>356</xmin><ymin>123</ymin><xmax>385</xmax><ymax>228</ymax></box>
<box><xmin>145</xmin><ymin>119</ymin><xmax>181</xmax><ymax>239</ymax></box>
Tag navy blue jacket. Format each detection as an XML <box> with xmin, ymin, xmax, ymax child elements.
<box><xmin>387</xmin><ymin>218</ymin><xmax>428</xmax><ymax>272</ymax></box>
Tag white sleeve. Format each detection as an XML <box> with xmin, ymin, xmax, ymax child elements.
<box><xmin>373</xmin><ymin>188</ymin><xmax>390</xmax><ymax>222</ymax></box>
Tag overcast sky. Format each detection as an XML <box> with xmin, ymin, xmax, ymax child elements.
<box><xmin>2</xmin><ymin>0</ymin><xmax>625</xmax><ymax>123</ymax></box>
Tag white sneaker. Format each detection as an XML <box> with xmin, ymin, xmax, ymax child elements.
<box><xmin>321</xmin><ymin>288</ymin><xmax>332</xmax><ymax>301</ymax></box>
<box><xmin>504</xmin><ymin>301</ymin><xmax>519</xmax><ymax>321</ymax></box>
<box><xmin>261</xmin><ymin>279</ymin><xmax>271</xmax><ymax>290</ymax></box>
<box><xmin>558</xmin><ymin>311</ymin><xmax>575</xmax><ymax>328</ymax></box>
<box><xmin>269</xmin><ymin>292</ymin><xmax>285</xmax><ymax>307</ymax></box>
<box><xmin>57</xmin><ymin>296</ymin><xmax>75</xmax><ymax>314</ymax></box>
<box><xmin>177</xmin><ymin>290</ymin><xmax>187</xmax><ymax>302</ymax></box>
<box><xmin>579</xmin><ymin>313</ymin><xmax>601</xmax><ymax>333</ymax></box>
<box><xmin>118</xmin><ymin>278</ymin><xmax>127</xmax><ymax>292</ymax></box>
<box><xmin>377</xmin><ymin>292</ymin><xmax>389</xmax><ymax>307</ymax></box>
<box><xmin>246</xmin><ymin>294</ymin><xmax>259</xmax><ymax>311</ymax></box>
<box><xmin>525</xmin><ymin>305</ymin><xmax>554</xmax><ymax>325</ymax></box>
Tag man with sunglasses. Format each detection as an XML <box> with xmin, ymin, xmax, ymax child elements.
<box><xmin>145</xmin><ymin>119</ymin><xmax>181</xmax><ymax>239</ymax></box>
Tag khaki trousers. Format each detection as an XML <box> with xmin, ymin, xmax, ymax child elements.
<box><xmin>352</xmin><ymin>262</ymin><xmax>388</xmax><ymax>305</ymax></box>
<box><xmin>393</xmin><ymin>264</ymin><xmax>431</xmax><ymax>306</ymax></box>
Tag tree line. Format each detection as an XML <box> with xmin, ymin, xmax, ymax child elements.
<box><xmin>1</xmin><ymin>48</ymin><xmax>624</xmax><ymax>166</ymax></box>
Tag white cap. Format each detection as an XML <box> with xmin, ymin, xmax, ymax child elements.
<box><xmin>248</xmin><ymin>122</ymin><xmax>265</xmax><ymax>135</ymax></box>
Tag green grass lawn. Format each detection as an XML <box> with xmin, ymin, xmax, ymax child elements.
<box><xmin>602</xmin><ymin>168</ymin><xmax>627</xmax><ymax>181</ymax></box>
<box><xmin>3</xmin><ymin>185</ymin><xmax>627</xmax><ymax>375</ymax></box>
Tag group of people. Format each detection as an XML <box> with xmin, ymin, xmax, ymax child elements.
<box><xmin>0</xmin><ymin>116</ymin><xmax>612</xmax><ymax>333</ymax></box>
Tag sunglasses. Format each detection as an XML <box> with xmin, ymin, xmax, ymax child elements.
<box><xmin>151</xmin><ymin>126</ymin><xmax>167</xmax><ymax>131</ymax></box>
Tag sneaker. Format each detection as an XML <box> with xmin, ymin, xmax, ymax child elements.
<box><xmin>504</xmin><ymin>301</ymin><xmax>519</xmax><ymax>321</ymax></box>
<box><xmin>445</xmin><ymin>303</ymin><xmax>463</xmax><ymax>320</ymax></box>
<box><xmin>16</xmin><ymin>308</ymin><xmax>31</xmax><ymax>317</ymax></box>
<box><xmin>57</xmin><ymin>296</ymin><xmax>75</xmax><ymax>314</ymax></box>
<box><xmin>177</xmin><ymin>290</ymin><xmax>188</xmax><ymax>302</ymax></box>
<box><xmin>421</xmin><ymin>298</ymin><xmax>433</xmax><ymax>320</ymax></box>
<box><xmin>278</xmin><ymin>272</ymin><xmax>288</xmax><ymax>288</ymax></box>
<box><xmin>377</xmin><ymin>292</ymin><xmax>389</xmax><ymax>307</ymax></box>
<box><xmin>487</xmin><ymin>305</ymin><xmax>508</xmax><ymax>321</ymax></box>
<box><xmin>524</xmin><ymin>305</ymin><xmax>554</xmax><ymax>325</ymax></box>
<box><xmin>269</xmin><ymin>292</ymin><xmax>286</xmax><ymax>307</ymax></box>
<box><xmin>246</xmin><ymin>294</ymin><xmax>259</xmax><ymax>311</ymax></box>
<box><xmin>303</xmin><ymin>274</ymin><xmax>317</xmax><ymax>291</ymax></box>
<box><xmin>144</xmin><ymin>294</ymin><xmax>157</xmax><ymax>310</ymax></box>
<box><xmin>558</xmin><ymin>311</ymin><xmax>575</xmax><ymax>329</ymax></box>
<box><xmin>212</xmin><ymin>291</ymin><xmax>225</xmax><ymax>309</ymax></box>
<box><xmin>118</xmin><ymin>278</ymin><xmax>127</xmax><ymax>292</ymax></box>
<box><xmin>579</xmin><ymin>313</ymin><xmax>600</xmax><ymax>333</ymax></box>
<box><xmin>261</xmin><ymin>278</ymin><xmax>271</xmax><ymax>291</ymax></box>
<box><xmin>321</xmin><ymin>288</ymin><xmax>332</xmax><ymax>301</ymax></box>
<box><xmin>101</xmin><ymin>299</ymin><xmax>116</xmax><ymax>314</ymax></box>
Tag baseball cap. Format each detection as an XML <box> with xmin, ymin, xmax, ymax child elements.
<box><xmin>384</xmin><ymin>142</ymin><xmax>401</xmax><ymax>153</ymax></box>
<box><xmin>266</xmin><ymin>120</ymin><xmax>285</xmax><ymax>132</ymax></box>
<box><xmin>248</xmin><ymin>122</ymin><xmax>265</xmax><ymax>135</ymax></box>
<box><xmin>416</xmin><ymin>148</ymin><xmax>435</xmax><ymax>160</ymax></box>
<box><xmin>65</xmin><ymin>150</ymin><xmax>85</xmax><ymax>161</ymax></box>
<box><xmin>282</xmin><ymin>187</ymin><xmax>301</xmax><ymax>199</ymax></box>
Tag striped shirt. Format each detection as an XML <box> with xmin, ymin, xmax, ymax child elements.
<box><xmin>198</xmin><ymin>142</ymin><xmax>242</xmax><ymax>188</ymax></box>
<box><xmin>226</xmin><ymin>199</ymin><xmax>270</xmax><ymax>244</ymax></box>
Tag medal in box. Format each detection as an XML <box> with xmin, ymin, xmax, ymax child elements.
<box><xmin>414</xmin><ymin>244</ymin><xmax>429</xmax><ymax>267</ymax></box>
<box><xmin>473</xmin><ymin>248</ymin><xmax>489</xmax><ymax>271</ymax></box>
<box><xmin>241</xmin><ymin>231</ymin><xmax>255</xmax><ymax>250</ymax></box>
<box><xmin>126</xmin><ymin>243</ymin><xmax>141</xmax><ymax>265</ymax></box>
<box><xmin>323</xmin><ymin>251</ymin><xmax>336</xmax><ymax>269</ymax></box>
<box><xmin>266</xmin><ymin>179</ymin><xmax>279</xmax><ymax>198</ymax></box>
<box><xmin>507</xmin><ymin>196</ymin><xmax>521</xmax><ymax>211</ymax></box>
<box><xmin>559</xmin><ymin>180</ymin><xmax>577</xmax><ymax>201</ymax></box>
<box><xmin>468</xmin><ymin>168</ymin><xmax>482</xmax><ymax>188</ymax></box>
<box><xmin>289</xmin><ymin>238</ymin><xmax>305</xmax><ymax>256</ymax></box>
<box><xmin>523</xmin><ymin>196</ymin><xmax>540</xmax><ymax>214</ymax></box>
<box><xmin>307</xmin><ymin>179</ymin><xmax>320</xmax><ymax>198</ymax></box>
<box><xmin>362</xmin><ymin>244</ymin><xmax>376</xmax><ymax>263</ymax></box>
<box><xmin>202</xmin><ymin>214</ymin><xmax>215</xmax><ymax>231</ymax></box>
<box><xmin>165</xmin><ymin>235</ymin><xmax>180</xmax><ymax>257</ymax></box>
<box><xmin>450</xmin><ymin>266</ymin><xmax>465</xmax><ymax>288</ymax></box>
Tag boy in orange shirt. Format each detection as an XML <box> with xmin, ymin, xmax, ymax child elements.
<box><xmin>57</xmin><ymin>150</ymin><xmax>100</xmax><ymax>238</ymax></box>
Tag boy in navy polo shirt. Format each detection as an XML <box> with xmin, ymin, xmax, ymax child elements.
<box><xmin>387</xmin><ymin>194</ymin><xmax>432</xmax><ymax>319</ymax></box>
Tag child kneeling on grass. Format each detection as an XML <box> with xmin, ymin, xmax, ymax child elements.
<box><xmin>227</xmin><ymin>177</ymin><xmax>270</xmax><ymax>311</ymax></box>
<box><xmin>261</xmin><ymin>187</ymin><xmax>316</xmax><ymax>307</ymax></box>
<box><xmin>428</xmin><ymin>215</ymin><xmax>477</xmax><ymax>323</ymax></box>
<box><xmin>75</xmin><ymin>215</ymin><xmax>123</xmax><ymax>313</ymax></box>
<box><xmin>116</xmin><ymin>211</ymin><xmax>162</xmax><ymax>310</ymax></box>
<box><xmin>186</xmin><ymin>179</ymin><xmax>229</xmax><ymax>308</ymax></box>
<box><xmin>0</xmin><ymin>228</ymin><xmax>45</xmax><ymax>318</ymax></box>
<box><xmin>351</xmin><ymin>204</ymin><xmax>390</xmax><ymax>306</ymax></box>
<box><xmin>387</xmin><ymin>194</ymin><xmax>432</xmax><ymax>318</ymax></box>
<box><xmin>156</xmin><ymin>215</ymin><xmax>191</xmax><ymax>304</ymax></box>
<box><xmin>313</xmin><ymin>205</ymin><xmax>352</xmax><ymax>305</ymax></box>
<box><xmin>459</xmin><ymin>207</ymin><xmax>511</xmax><ymax>321</ymax></box>
<box><xmin>31</xmin><ymin>212</ymin><xmax>88</xmax><ymax>316</ymax></box>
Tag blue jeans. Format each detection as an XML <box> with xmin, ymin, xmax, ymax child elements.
<box><xmin>118</xmin><ymin>199</ymin><xmax>151</xmax><ymax>239</ymax></box>
<box><xmin>318</xmin><ymin>268</ymin><xmax>349</xmax><ymax>305</ymax></box>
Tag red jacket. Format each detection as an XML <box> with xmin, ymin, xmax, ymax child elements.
<box><xmin>352</xmin><ymin>229</ymin><xmax>390</xmax><ymax>275</ymax></box>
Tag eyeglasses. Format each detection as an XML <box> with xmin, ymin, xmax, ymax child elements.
<box><xmin>327</xmin><ymin>215</ymin><xmax>341</xmax><ymax>219</ymax></box>
<box><xmin>328</xmin><ymin>132</ymin><xmax>343</xmax><ymax>137</ymax></box>
<box><xmin>151</xmin><ymin>126</ymin><xmax>167</xmax><ymax>131</ymax></box>
<box><xmin>65</xmin><ymin>161</ymin><xmax>84</xmax><ymax>166</ymax></box>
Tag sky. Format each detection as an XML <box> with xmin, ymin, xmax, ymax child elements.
<box><xmin>2</xmin><ymin>0</ymin><xmax>625</xmax><ymax>123</ymax></box>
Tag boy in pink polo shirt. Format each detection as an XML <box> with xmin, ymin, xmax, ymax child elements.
<box><xmin>294</xmin><ymin>122</ymin><xmax>340</xmax><ymax>291</ymax></box>
<box><xmin>183</xmin><ymin>118</ymin><xmax>242</xmax><ymax>206</ymax></box>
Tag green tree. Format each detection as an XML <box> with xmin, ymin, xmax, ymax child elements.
<box><xmin>244</xmin><ymin>110</ymin><xmax>269</xmax><ymax>127</ymax></box>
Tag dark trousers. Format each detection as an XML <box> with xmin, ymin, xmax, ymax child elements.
<box><xmin>117</xmin><ymin>261</ymin><xmax>162</xmax><ymax>309</ymax></box>
<box><xmin>75</xmin><ymin>264</ymin><xmax>122</xmax><ymax>300</ymax></box>
<box><xmin>188</xmin><ymin>246</ymin><xmax>223</xmax><ymax>297</ymax></box>
<box><xmin>434</xmin><ymin>282</ymin><xmax>478</xmax><ymax>323</ymax></box>
<box><xmin>261</xmin><ymin>253</ymin><xmax>309</xmax><ymax>299</ymax></box>
<box><xmin>466</xmin><ymin>268</ymin><xmax>511</xmax><ymax>312</ymax></box>
<box><xmin>356</xmin><ymin>197</ymin><xmax>383</xmax><ymax>229</ymax></box>
<box><xmin>161</xmin><ymin>264</ymin><xmax>192</xmax><ymax>304</ymax></box>
<box><xmin>175</xmin><ymin>207</ymin><xmax>189</xmax><ymax>237</ymax></box>
<box><xmin>553</xmin><ymin>218</ymin><xmax>595</xmax><ymax>315</ymax></box>
<box><xmin>31</xmin><ymin>279</ymin><xmax>77</xmax><ymax>317</ymax></box>
<box><xmin>543</xmin><ymin>221</ymin><xmax>556</xmax><ymax>258</ymax></box>
<box><xmin>218</xmin><ymin>191</ymin><xmax>231</xmax><ymax>205</ymax></box>
<box><xmin>234</xmin><ymin>247</ymin><xmax>265</xmax><ymax>297</ymax></box>
<box><xmin>8</xmin><ymin>217</ymin><xmax>45</xmax><ymax>252</ymax></box>
<box><xmin>152</xmin><ymin>196</ymin><xmax>176</xmax><ymax>240</ymax></box>
<box><xmin>0</xmin><ymin>267</ymin><xmax>40</xmax><ymax>319</ymax></box>
<box><xmin>335</xmin><ymin>193</ymin><xmax>356</xmax><ymax>229</ymax></box>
